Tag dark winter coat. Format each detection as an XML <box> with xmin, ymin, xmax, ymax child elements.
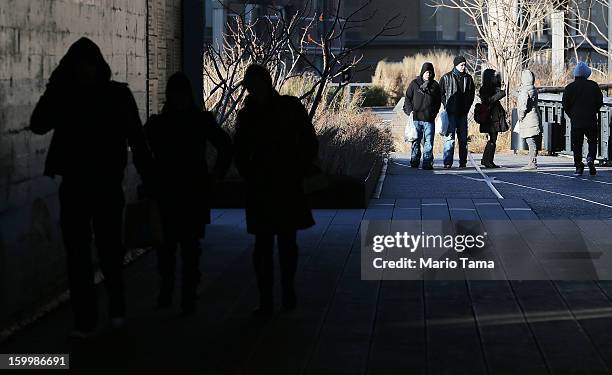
<box><xmin>403</xmin><ymin>63</ymin><xmax>442</xmax><ymax>122</ymax></box>
<box><xmin>440</xmin><ymin>69</ymin><xmax>476</xmax><ymax>116</ymax></box>
<box><xmin>562</xmin><ymin>77</ymin><xmax>604</xmax><ymax>129</ymax></box>
<box><xmin>234</xmin><ymin>90</ymin><xmax>318</xmax><ymax>234</ymax></box>
<box><xmin>29</xmin><ymin>37</ymin><xmax>152</xmax><ymax>183</ymax></box>
<box><xmin>144</xmin><ymin>108</ymin><xmax>232</xmax><ymax>236</ymax></box>
<box><xmin>478</xmin><ymin>69</ymin><xmax>508</xmax><ymax>133</ymax></box>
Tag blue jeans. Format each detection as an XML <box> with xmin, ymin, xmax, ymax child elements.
<box><xmin>411</xmin><ymin>121</ymin><xmax>435</xmax><ymax>167</ymax></box>
<box><xmin>443</xmin><ymin>114</ymin><xmax>468</xmax><ymax>166</ymax></box>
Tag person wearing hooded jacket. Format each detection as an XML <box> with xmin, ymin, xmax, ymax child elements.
<box><xmin>562</xmin><ymin>61</ymin><xmax>604</xmax><ymax>176</ymax></box>
<box><xmin>144</xmin><ymin>72</ymin><xmax>232</xmax><ymax>315</ymax></box>
<box><xmin>29</xmin><ymin>37</ymin><xmax>153</xmax><ymax>337</ymax></box>
<box><xmin>478</xmin><ymin>68</ymin><xmax>508</xmax><ymax>168</ymax></box>
<box><xmin>516</xmin><ymin>69</ymin><xmax>541</xmax><ymax>170</ymax></box>
<box><xmin>234</xmin><ymin>64</ymin><xmax>318</xmax><ymax>316</ymax></box>
<box><xmin>403</xmin><ymin>62</ymin><xmax>442</xmax><ymax>170</ymax></box>
<box><xmin>439</xmin><ymin>56</ymin><xmax>476</xmax><ymax>168</ymax></box>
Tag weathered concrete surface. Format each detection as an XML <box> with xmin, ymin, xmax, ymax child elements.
<box><xmin>0</xmin><ymin>0</ymin><xmax>181</xmax><ymax>331</ymax></box>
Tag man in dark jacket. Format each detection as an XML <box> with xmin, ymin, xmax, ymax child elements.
<box><xmin>403</xmin><ymin>62</ymin><xmax>442</xmax><ymax>170</ymax></box>
<box><xmin>29</xmin><ymin>38</ymin><xmax>153</xmax><ymax>337</ymax></box>
<box><xmin>439</xmin><ymin>56</ymin><xmax>476</xmax><ymax>168</ymax></box>
<box><xmin>562</xmin><ymin>61</ymin><xmax>604</xmax><ymax>176</ymax></box>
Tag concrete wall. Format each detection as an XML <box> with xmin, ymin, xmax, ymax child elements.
<box><xmin>0</xmin><ymin>0</ymin><xmax>181</xmax><ymax>331</ymax></box>
<box><xmin>148</xmin><ymin>0</ymin><xmax>183</xmax><ymax>115</ymax></box>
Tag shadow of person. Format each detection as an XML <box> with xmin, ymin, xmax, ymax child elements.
<box><xmin>144</xmin><ymin>72</ymin><xmax>232</xmax><ymax>315</ymax></box>
<box><xmin>233</xmin><ymin>64</ymin><xmax>319</xmax><ymax>317</ymax></box>
<box><xmin>29</xmin><ymin>37</ymin><xmax>153</xmax><ymax>337</ymax></box>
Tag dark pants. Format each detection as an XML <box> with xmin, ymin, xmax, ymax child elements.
<box><xmin>252</xmin><ymin>231</ymin><xmax>298</xmax><ymax>309</ymax></box>
<box><xmin>59</xmin><ymin>178</ymin><xmax>126</xmax><ymax>331</ymax></box>
<box><xmin>571</xmin><ymin>126</ymin><xmax>598</xmax><ymax>167</ymax></box>
<box><xmin>156</xmin><ymin>225</ymin><xmax>204</xmax><ymax>308</ymax></box>
<box><xmin>488</xmin><ymin>131</ymin><xmax>498</xmax><ymax>145</ymax></box>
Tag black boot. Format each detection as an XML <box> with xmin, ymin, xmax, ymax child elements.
<box><xmin>157</xmin><ymin>278</ymin><xmax>174</xmax><ymax>308</ymax></box>
<box><xmin>574</xmin><ymin>164</ymin><xmax>584</xmax><ymax>176</ymax></box>
<box><xmin>481</xmin><ymin>142</ymin><xmax>493</xmax><ymax>167</ymax></box>
<box><xmin>587</xmin><ymin>158</ymin><xmax>597</xmax><ymax>176</ymax></box>
<box><xmin>489</xmin><ymin>142</ymin><xmax>500</xmax><ymax>168</ymax></box>
<box><xmin>180</xmin><ymin>242</ymin><xmax>202</xmax><ymax>315</ymax></box>
<box><xmin>252</xmin><ymin>246</ymin><xmax>274</xmax><ymax>316</ymax></box>
<box><xmin>482</xmin><ymin>142</ymin><xmax>499</xmax><ymax>168</ymax></box>
<box><xmin>280</xmin><ymin>252</ymin><xmax>298</xmax><ymax>311</ymax></box>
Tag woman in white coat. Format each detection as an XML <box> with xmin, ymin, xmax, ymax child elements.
<box><xmin>516</xmin><ymin>70</ymin><xmax>541</xmax><ymax>170</ymax></box>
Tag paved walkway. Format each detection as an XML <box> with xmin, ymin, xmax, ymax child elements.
<box><xmin>2</xmin><ymin>153</ymin><xmax>612</xmax><ymax>374</ymax></box>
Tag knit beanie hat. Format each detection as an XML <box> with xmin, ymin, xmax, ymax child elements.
<box><xmin>453</xmin><ymin>56</ymin><xmax>467</xmax><ymax>67</ymax></box>
<box><xmin>573</xmin><ymin>61</ymin><xmax>592</xmax><ymax>78</ymax></box>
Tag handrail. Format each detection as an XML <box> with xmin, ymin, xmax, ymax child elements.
<box><xmin>537</xmin><ymin>83</ymin><xmax>612</xmax><ymax>93</ymax></box>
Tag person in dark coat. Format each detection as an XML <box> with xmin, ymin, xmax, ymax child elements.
<box><xmin>478</xmin><ymin>68</ymin><xmax>508</xmax><ymax>168</ymax></box>
<box><xmin>144</xmin><ymin>72</ymin><xmax>232</xmax><ymax>315</ymax></box>
<box><xmin>562</xmin><ymin>61</ymin><xmax>604</xmax><ymax>176</ymax></box>
<box><xmin>403</xmin><ymin>62</ymin><xmax>442</xmax><ymax>170</ymax></box>
<box><xmin>29</xmin><ymin>37</ymin><xmax>153</xmax><ymax>337</ymax></box>
<box><xmin>234</xmin><ymin>64</ymin><xmax>318</xmax><ymax>316</ymax></box>
<box><xmin>439</xmin><ymin>56</ymin><xmax>476</xmax><ymax>168</ymax></box>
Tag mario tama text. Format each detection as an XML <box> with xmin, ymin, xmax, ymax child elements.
<box><xmin>373</xmin><ymin>257</ymin><xmax>494</xmax><ymax>270</ymax></box>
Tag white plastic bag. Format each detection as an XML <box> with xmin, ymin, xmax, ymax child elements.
<box><xmin>436</xmin><ymin>110</ymin><xmax>449</xmax><ymax>135</ymax></box>
<box><xmin>404</xmin><ymin>113</ymin><xmax>418</xmax><ymax>142</ymax></box>
<box><xmin>513</xmin><ymin>119</ymin><xmax>522</xmax><ymax>134</ymax></box>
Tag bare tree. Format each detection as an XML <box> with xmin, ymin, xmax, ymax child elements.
<box><xmin>431</xmin><ymin>0</ymin><xmax>555</xmax><ymax>94</ymax></box>
<box><xmin>203</xmin><ymin>0</ymin><xmax>404</xmax><ymax>127</ymax></box>
<box><xmin>564</xmin><ymin>0</ymin><xmax>611</xmax><ymax>67</ymax></box>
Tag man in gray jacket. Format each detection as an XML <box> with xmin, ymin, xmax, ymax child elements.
<box><xmin>439</xmin><ymin>56</ymin><xmax>476</xmax><ymax>168</ymax></box>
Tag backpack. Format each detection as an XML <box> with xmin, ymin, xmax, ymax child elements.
<box><xmin>474</xmin><ymin>102</ymin><xmax>491</xmax><ymax>125</ymax></box>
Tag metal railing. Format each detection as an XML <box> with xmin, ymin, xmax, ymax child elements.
<box><xmin>511</xmin><ymin>88</ymin><xmax>612</xmax><ymax>163</ymax></box>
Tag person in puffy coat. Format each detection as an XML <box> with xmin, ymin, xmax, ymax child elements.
<box><xmin>478</xmin><ymin>68</ymin><xmax>508</xmax><ymax>168</ymax></box>
<box><xmin>516</xmin><ymin>69</ymin><xmax>541</xmax><ymax>170</ymax></box>
<box><xmin>403</xmin><ymin>62</ymin><xmax>442</xmax><ymax>170</ymax></box>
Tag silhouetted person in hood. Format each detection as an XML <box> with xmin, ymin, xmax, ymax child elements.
<box><xmin>403</xmin><ymin>62</ymin><xmax>442</xmax><ymax>170</ymax></box>
<box><xmin>144</xmin><ymin>72</ymin><xmax>232</xmax><ymax>315</ymax></box>
<box><xmin>30</xmin><ymin>37</ymin><xmax>153</xmax><ymax>337</ymax></box>
<box><xmin>234</xmin><ymin>64</ymin><xmax>318</xmax><ymax>316</ymax></box>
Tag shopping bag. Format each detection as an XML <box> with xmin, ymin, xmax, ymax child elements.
<box><xmin>123</xmin><ymin>199</ymin><xmax>164</xmax><ymax>249</ymax></box>
<box><xmin>303</xmin><ymin>161</ymin><xmax>329</xmax><ymax>195</ymax></box>
<box><xmin>513</xmin><ymin>119</ymin><xmax>522</xmax><ymax>134</ymax></box>
<box><xmin>436</xmin><ymin>110</ymin><xmax>449</xmax><ymax>135</ymax></box>
<box><xmin>404</xmin><ymin>113</ymin><xmax>418</xmax><ymax>142</ymax></box>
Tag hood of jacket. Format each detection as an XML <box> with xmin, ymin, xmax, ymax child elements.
<box><xmin>419</xmin><ymin>62</ymin><xmax>435</xmax><ymax>80</ymax></box>
<box><xmin>49</xmin><ymin>37</ymin><xmax>112</xmax><ymax>86</ymax></box>
<box><xmin>521</xmin><ymin>69</ymin><xmax>535</xmax><ymax>87</ymax></box>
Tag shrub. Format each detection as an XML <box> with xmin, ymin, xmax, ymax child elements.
<box><xmin>214</xmin><ymin>76</ymin><xmax>394</xmax><ymax>180</ymax></box>
<box><xmin>359</xmin><ymin>85</ymin><xmax>390</xmax><ymax>107</ymax></box>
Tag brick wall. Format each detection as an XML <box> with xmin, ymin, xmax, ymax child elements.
<box><xmin>0</xmin><ymin>0</ymin><xmax>182</xmax><ymax>331</ymax></box>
